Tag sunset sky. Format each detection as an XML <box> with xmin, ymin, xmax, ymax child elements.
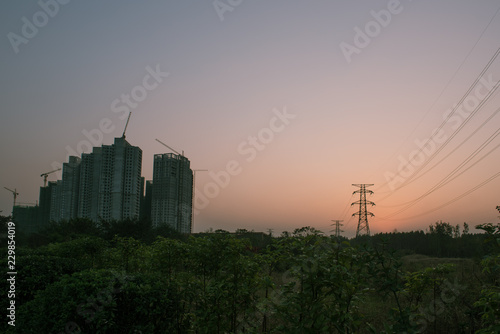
<box><xmin>1</xmin><ymin>0</ymin><xmax>499</xmax><ymax>237</ymax></box>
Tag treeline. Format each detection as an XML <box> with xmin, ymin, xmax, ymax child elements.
<box><xmin>2</xmin><ymin>214</ymin><xmax>493</xmax><ymax>259</ymax></box>
<box><xmin>354</xmin><ymin>221</ymin><xmax>490</xmax><ymax>258</ymax></box>
<box><xmin>1</xmin><ymin>215</ymin><xmax>499</xmax><ymax>333</ymax></box>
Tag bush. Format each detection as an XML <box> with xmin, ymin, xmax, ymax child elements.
<box><xmin>13</xmin><ymin>270</ymin><xmax>184</xmax><ymax>334</ymax></box>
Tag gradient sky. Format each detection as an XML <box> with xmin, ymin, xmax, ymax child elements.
<box><xmin>1</xmin><ymin>0</ymin><xmax>499</xmax><ymax>237</ymax></box>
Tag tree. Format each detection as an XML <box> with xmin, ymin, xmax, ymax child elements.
<box><xmin>474</xmin><ymin>221</ymin><xmax>500</xmax><ymax>333</ymax></box>
<box><xmin>292</xmin><ymin>226</ymin><xmax>324</xmax><ymax>237</ymax></box>
<box><xmin>105</xmin><ymin>236</ymin><xmax>145</xmax><ymax>272</ymax></box>
<box><xmin>463</xmin><ymin>222</ymin><xmax>470</xmax><ymax>235</ymax></box>
<box><xmin>101</xmin><ymin>217</ymin><xmax>152</xmax><ymax>241</ymax></box>
<box><xmin>272</xmin><ymin>233</ymin><xmax>371</xmax><ymax>333</ymax></box>
<box><xmin>186</xmin><ymin>233</ymin><xmax>260</xmax><ymax>333</ymax></box>
<box><xmin>13</xmin><ymin>270</ymin><xmax>184</xmax><ymax>334</ymax></box>
<box><xmin>428</xmin><ymin>221</ymin><xmax>454</xmax><ymax>257</ymax></box>
<box><xmin>42</xmin><ymin>236</ymin><xmax>108</xmax><ymax>269</ymax></box>
<box><xmin>0</xmin><ymin>253</ymin><xmax>80</xmax><ymax>307</ymax></box>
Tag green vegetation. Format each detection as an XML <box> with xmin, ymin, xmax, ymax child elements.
<box><xmin>1</xmin><ymin>214</ymin><xmax>499</xmax><ymax>333</ymax></box>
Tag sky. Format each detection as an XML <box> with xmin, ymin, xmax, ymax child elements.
<box><xmin>1</xmin><ymin>0</ymin><xmax>499</xmax><ymax>237</ymax></box>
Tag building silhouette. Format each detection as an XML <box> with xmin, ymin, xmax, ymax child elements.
<box><xmin>141</xmin><ymin>179</ymin><xmax>153</xmax><ymax>221</ymax></box>
<box><xmin>61</xmin><ymin>156</ymin><xmax>81</xmax><ymax>220</ymax></box>
<box><xmin>33</xmin><ymin>135</ymin><xmax>195</xmax><ymax>234</ymax></box>
<box><xmin>44</xmin><ymin>156</ymin><xmax>82</xmax><ymax>223</ymax></box>
<box><xmin>49</xmin><ymin>180</ymin><xmax>63</xmax><ymax>222</ymax></box>
<box><xmin>152</xmin><ymin>153</ymin><xmax>193</xmax><ymax>233</ymax></box>
<box><xmin>38</xmin><ymin>181</ymin><xmax>57</xmax><ymax>226</ymax></box>
<box><xmin>13</xmin><ymin>205</ymin><xmax>39</xmax><ymax>234</ymax></box>
<box><xmin>78</xmin><ymin>137</ymin><xmax>142</xmax><ymax>221</ymax></box>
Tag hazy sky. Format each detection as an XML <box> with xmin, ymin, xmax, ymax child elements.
<box><xmin>1</xmin><ymin>0</ymin><xmax>499</xmax><ymax>236</ymax></box>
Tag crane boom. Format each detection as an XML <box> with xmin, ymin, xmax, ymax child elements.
<box><xmin>122</xmin><ymin>112</ymin><xmax>131</xmax><ymax>138</ymax></box>
<box><xmin>155</xmin><ymin>138</ymin><xmax>182</xmax><ymax>156</ymax></box>
<box><xmin>4</xmin><ymin>187</ymin><xmax>16</xmax><ymax>194</ymax></box>
<box><xmin>4</xmin><ymin>187</ymin><xmax>19</xmax><ymax>210</ymax></box>
<box><xmin>40</xmin><ymin>168</ymin><xmax>61</xmax><ymax>177</ymax></box>
<box><xmin>41</xmin><ymin>168</ymin><xmax>61</xmax><ymax>187</ymax></box>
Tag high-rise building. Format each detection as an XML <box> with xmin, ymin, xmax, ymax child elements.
<box><xmin>45</xmin><ymin>156</ymin><xmax>81</xmax><ymax>223</ymax></box>
<box><xmin>39</xmin><ymin>181</ymin><xmax>57</xmax><ymax>226</ymax></box>
<box><xmin>77</xmin><ymin>137</ymin><xmax>142</xmax><ymax>221</ymax></box>
<box><xmin>49</xmin><ymin>180</ymin><xmax>63</xmax><ymax>222</ymax></box>
<box><xmin>61</xmin><ymin>156</ymin><xmax>81</xmax><ymax>220</ymax></box>
<box><xmin>78</xmin><ymin>151</ymin><xmax>97</xmax><ymax>220</ymax></box>
<box><xmin>13</xmin><ymin>204</ymin><xmax>40</xmax><ymax>234</ymax></box>
<box><xmin>152</xmin><ymin>153</ymin><xmax>193</xmax><ymax>233</ymax></box>
<box><xmin>140</xmin><ymin>179</ymin><xmax>152</xmax><ymax>221</ymax></box>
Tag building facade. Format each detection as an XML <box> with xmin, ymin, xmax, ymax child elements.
<box><xmin>140</xmin><ymin>179</ymin><xmax>153</xmax><ymax>221</ymax></box>
<box><xmin>13</xmin><ymin>205</ymin><xmax>40</xmax><ymax>234</ymax></box>
<box><xmin>39</xmin><ymin>181</ymin><xmax>57</xmax><ymax>226</ymax></box>
<box><xmin>60</xmin><ymin>156</ymin><xmax>81</xmax><ymax>220</ymax></box>
<box><xmin>49</xmin><ymin>180</ymin><xmax>63</xmax><ymax>222</ymax></box>
<box><xmin>77</xmin><ymin>137</ymin><xmax>142</xmax><ymax>221</ymax></box>
<box><xmin>152</xmin><ymin>153</ymin><xmax>193</xmax><ymax>233</ymax></box>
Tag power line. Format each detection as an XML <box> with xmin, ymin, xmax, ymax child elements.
<box><xmin>343</xmin><ymin>215</ymin><xmax>354</xmax><ymax>229</ymax></box>
<box><xmin>379</xmin><ymin>125</ymin><xmax>500</xmax><ymax>218</ymax></box>
<box><xmin>379</xmin><ymin>135</ymin><xmax>500</xmax><ymax>216</ymax></box>
<box><xmin>397</xmin><ymin>102</ymin><xmax>500</xmax><ymax>189</ymax></box>
<box><xmin>378</xmin><ymin>59</ymin><xmax>500</xmax><ymax>203</ymax></box>
<box><xmin>389</xmin><ymin>76</ymin><xmax>499</xmax><ymax>192</ymax></box>
<box><xmin>377</xmin><ymin>45</ymin><xmax>500</xmax><ymax>194</ymax></box>
<box><xmin>379</xmin><ymin>170</ymin><xmax>500</xmax><ymax>221</ymax></box>
<box><xmin>372</xmin><ymin>6</ymin><xmax>500</xmax><ymax>190</ymax></box>
<box><xmin>340</xmin><ymin>193</ymin><xmax>355</xmax><ymax>221</ymax></box>
<box><xmin>379</xmin><ymin>142</ymin><xmax>498</xmax><ymax>211</ymax></box>
<box><xmin>379</xmin><ymin>109</ymin><xmax>500</xmax><ymax>209</ymax></box>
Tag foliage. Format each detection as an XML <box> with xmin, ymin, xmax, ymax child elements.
<box><xmin>474</xmin><ymin>222</ymin><xmax>500</xmax><ymax>333</ymax></box>
<box><xmin>40</xmin><ymin>235</ymin><xmax>108</xmax><ymax>269</ymax></box>
<box><xmin>1</xmin><ymin>253</ymin><xmax>80</xmax><ymax>307</ymax></box>
<box><xmin>3</xmin><ymin>212</ymin><xmax>500</xmax><ymax>333</ymax></box>
<box><xmin>12</xmin><ymin>270</ymin><xmax>183</xmax><ymax>334</ymax></box>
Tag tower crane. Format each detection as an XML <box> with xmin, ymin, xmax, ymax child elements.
<box><xmin>155</xmin><ymin>138</ymin><xmax>184</xmax><ymax>156</ymax></box>
<box><xmin>122</xmin><ymin>112</ymin><xmax>132</xmax><ymax>138</ymax></box>
<box><xmin>4</xmin><ymin>187</ymin><xmax>19</xmax><ymax>213</ymax></box>
<box><xmin>40</xmin><ymin>168</ymin><xmax>61</xmax><ymax>187</ymax></box>
<box><xmin>155</xmin><ymin>139</ymin><xmax>205</xmax><ymax>233</ymax></box>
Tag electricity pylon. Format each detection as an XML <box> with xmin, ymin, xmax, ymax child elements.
<box><xmin>351</xmin><ymin>184</ymin><xmax>375</xmax><ymax>237</ymax></box>
<box><xmin>330</xmin><ymin>219</ymin><xmax>344</xmax><ymax>239</ymax></box>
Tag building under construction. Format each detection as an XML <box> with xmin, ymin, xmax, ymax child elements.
<box><xmin>9</xmin><ymin>115</ymin><xmax>195</xmax><ymax>234</ymax></box>
<box><xmin>151</xmin><ymin>152</ymin><xmax>193</xmax><ymax>233</ymax></box>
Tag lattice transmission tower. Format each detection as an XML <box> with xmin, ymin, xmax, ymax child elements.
<box><xmin>330</xmin><ymin>219</ymin><xmax>344</xmax><ymax>240</ymax></box>
<box><xmin>351</xmin><ymin>184</ymin><xmax>375</xmax><ymax>237</ymax></box>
